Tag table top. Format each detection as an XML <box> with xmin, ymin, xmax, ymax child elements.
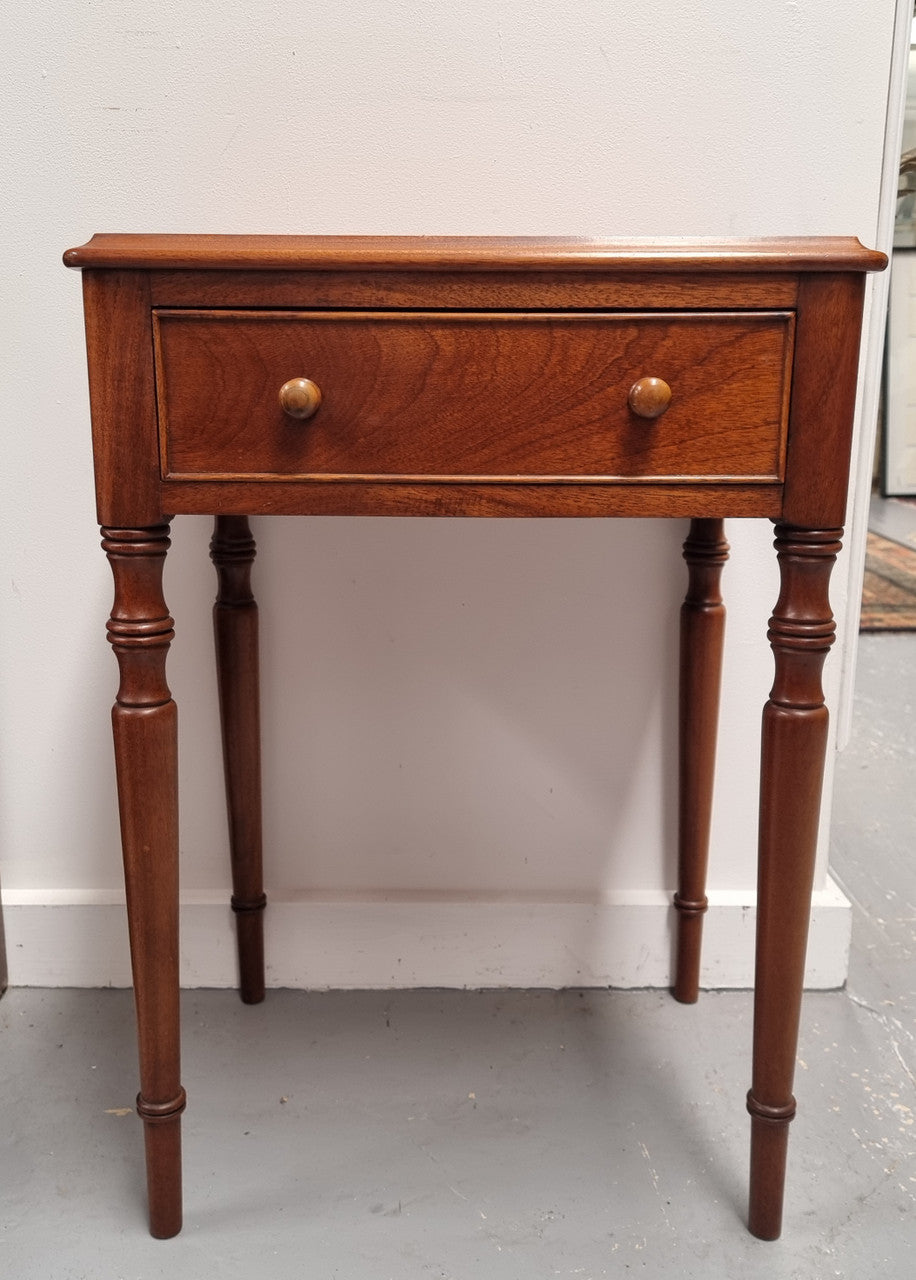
<box><xmin>63</xmin><ymin>234</ymin><xmax>886</xmax><ymax>274</ymax></box>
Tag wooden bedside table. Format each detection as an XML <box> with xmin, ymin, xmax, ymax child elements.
<box><xmin>64</xmin><ymin>234</ymin><xmax>885</xmax><ymax>1240</ymax></box>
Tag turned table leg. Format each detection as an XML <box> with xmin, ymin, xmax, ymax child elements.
<box><xmin>674</xmin><ymin>518</ymin><xmax>728</xmax><ymax>1003</ymax></box>
<box><xmin>210</xmin><ymin>516</ymin><xmax>266</xmax><ymax>1004</ymax></box>
<box><xmin>747</xmin><ymin>524</ymin><xmax>842</xmax><ymax>1240</ymax></box>
<box><xmin>103</xmin><ymin>524</ymin><xmax>185</xmax><ymax>1239</ymax></box>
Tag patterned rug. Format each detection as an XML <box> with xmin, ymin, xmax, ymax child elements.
<box><xmin>860</xmin><ymin>531</ymin><xmax>916</xmax><ymax>630</ymax></box>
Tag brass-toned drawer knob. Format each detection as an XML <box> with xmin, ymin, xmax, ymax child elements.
<box><xmin>279</xmin><ymin>377</ymin><xmax>322</xmax><ymax>420</ymax></box>
<box><xmin>627</xmin><ymin>376</ymin><xmax>672</xmax><ymax>419</ymax></box>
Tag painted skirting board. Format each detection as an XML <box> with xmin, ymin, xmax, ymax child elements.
<box><xmin>3</xmin><ymin>881</ymin><xmax>850</xmax><ymax>990</ymax></box>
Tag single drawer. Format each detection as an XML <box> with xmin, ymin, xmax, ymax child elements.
<box><xmin>154</xmin><ymin>310</ymin><xmax>794</xmax><ymax>484</ymax></box>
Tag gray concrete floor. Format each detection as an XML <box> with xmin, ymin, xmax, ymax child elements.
<box><xmin>869</xmin><ymin>492</ymin><xmax>916</xmax><ymax>551</ymax></box>
<box><xmin>1</xmin><ymin>633</ymin><xmax>914</xmax><ymax>1278</ymax></box>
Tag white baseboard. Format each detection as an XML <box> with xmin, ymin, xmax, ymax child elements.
<box><xmin>2</xmin><ymin>881</ymin><xmax>851</xmax><ymax>991</ymax></box>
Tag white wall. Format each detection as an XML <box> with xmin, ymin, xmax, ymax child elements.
<box><xmin>0</xmin><ymin>2</ymin><xmax>902</xmax><ymax>988</ymax></box>
<box><xmin>884</xmin><ymin>22</ymin><xmax>916</xmax><ymax>496</ymax></box>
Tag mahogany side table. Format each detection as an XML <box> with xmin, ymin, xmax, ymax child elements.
<box><xmin>64</xmin><ymin>234</ymin><xmax>885</xmax><ymax>1240</ymax></box>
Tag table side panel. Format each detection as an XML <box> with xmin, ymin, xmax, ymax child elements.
<box><xmin>782</xmin><ymin>273</ymin><xmax>869</xmax><ymax>528</ymax></box>
<box><xmin>81</xmin><ymin>270</ymin><xmax>164</xmax><ymax>527</ymax></box>
<box><xmin>157</xmin><ymin>477</ymin><xmax>784</xmax><ymax>518</ymax></box>
<box><xmin>148</xmin><ymin>269</ymin><xmax>801</xmax><ymax>312</ymax></box>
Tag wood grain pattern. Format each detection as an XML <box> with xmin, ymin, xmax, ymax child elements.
<box><xmin>147</xmin><ymin>268</ymin><xmax>801</xmax><ymax>312</ymax></box>
<box><xmin>782</xmin><ymin>273</ymin><xmax>868</xmax><ymax>528</ymax></box>
<box><xmin>158</xmin><ymin>477</ymin><xmax>784</xmax><ymax>519</ymax></box>
<box><xmin>81</xmin><ymin>271</ymin><xmax>163</xmax><ymax>527</ymax></box>
<box><xmin>154</xmin><ymin>310</ymin><xmax>793</xmax><ymax>485</ymax></box>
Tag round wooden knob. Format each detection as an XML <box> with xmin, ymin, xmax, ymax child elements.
<box><xmin>279</xmin><ymin>377</ymin><xmax>322</xmax><ymax>420</ymax></box>
<box><xmin>627</xmin><ymin>376</ymin><xmax>672</xmax><ymax>419</ymax></box>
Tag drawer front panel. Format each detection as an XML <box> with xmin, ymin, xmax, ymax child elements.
<box><xmin>154</xmin><ymin>310</ymin><xmax>793</xmax><ymax>484</ymax></box>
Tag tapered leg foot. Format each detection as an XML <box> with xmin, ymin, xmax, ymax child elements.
<box><xmin>747</xmin><ymin>1103</ymin><xmax>793</xmax><ymax>1240</ymax></box>
<box><xmin>140</xmin><ymin>1090</ymin><xmax>187</xmax><ymax>1238</ymax></box>
<box><xmin>231</xmin><ymin>895</ymin><xmax>267</xmax><ymax>1004</ymax></box>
